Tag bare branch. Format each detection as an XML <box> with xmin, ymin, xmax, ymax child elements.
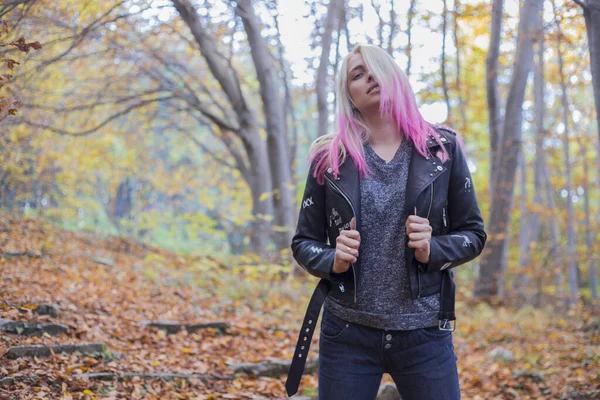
<box><xmin>19</xmin><ymin>96</ymin><xmax>174</xmax><ymax>137</ymax></box>
<box><xmin>20</xmin><ymin>89</ymin><xmax>167</xmax><ymax>113</ymax></box>
<box><xmin>188</xmin><ymin>112</ymin><xmax>250</xmax><ymax>182</ymax></box>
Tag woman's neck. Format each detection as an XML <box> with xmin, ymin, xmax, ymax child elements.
<box><xmin>363</xmin><ymin>113</ymin><xmax>403</xmax><ymax>145</ymax></box>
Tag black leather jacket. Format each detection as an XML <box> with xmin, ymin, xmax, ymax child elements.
<box><xmin>291</xmin><ymin>126</ymin><xmax>487</xmax><ymax>309</ymax></box>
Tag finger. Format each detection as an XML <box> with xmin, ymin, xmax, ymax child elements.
<box><xmin>336</xmin><ymin>235</ymin><xmax>360</xmax><ymax>250</ymax></box>
<box><xmin>335</xmin><ymin>249</ymin><xmax>357</xmax><ymax>264</ymax></box>
<box><xmin>406</xmin><ymin>215</ymin><xmax>430</xmax><ymax>225</ymax></box>
<box><xmin>408</xmin><ymin>239</ymin><xmax>430</xmax><ymax>250</ymax></box>
<box><xmin>350</xmin><ymin>217</ymin><xmax>356</xmax><ymax>231</ymax></box>
<box><xmin>407</xmin><ymin>222</ymin><xmax>432</xmax><ymax>233</ymax></box>
<box><xmin>337</xmin><ymin>243</ymin><xmax>358</xmax><ymax>257</ymax></box>
<box><xmin>340</xmin><ymin>229</ymin><xmax>361</xmax><ymax>242</ymax></box>
<box><xmin>408</xmin><ymin>232</ymin><xmax>431</xmax><ymax>242</ymax></box>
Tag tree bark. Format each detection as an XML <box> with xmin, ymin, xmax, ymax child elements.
<box><xmin>316</xmin><ymin>0</ymin><xmax>344</xmax><ymax>138</ymax></box>
<box><xmin>475</xmin><ymin>0</ymin><xmax>542</xmax><ymax>299</ymax></box>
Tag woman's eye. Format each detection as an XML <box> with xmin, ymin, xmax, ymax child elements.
<box><xmin>353</xmin><ymin>73</ymin><xmax>362</xmax><ymax>80</ymax></box>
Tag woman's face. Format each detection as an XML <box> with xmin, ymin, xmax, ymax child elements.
<box><xmin>346</xmin><ymin>52</ymin><xmax>380</xmax><ymax>114</ymax></box>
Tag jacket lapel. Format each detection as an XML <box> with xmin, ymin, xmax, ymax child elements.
<box><xmin>404</xmin><ymin>132</ymin><xmax>451</xmax><ymax>217</ymax></box>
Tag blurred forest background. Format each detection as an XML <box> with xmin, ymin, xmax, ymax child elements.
<box><xmin>1</xmin><ymin>0</ymin><xmax>600</xmax><ymax>398</ymax></box>
<box><xmin>2</xmin><ymin>0</ymin><xmax>600</xmax><ymax>306</ymax></box>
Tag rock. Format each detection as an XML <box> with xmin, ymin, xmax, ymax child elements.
<box><xmin>141</xmin><ymin>321</ymin><xmax>229</xmax><ymax>335</ymax></box>
<box><xmin>34</xmin><ymin>304</ymin><xmax>60</xmax><ymax>318</ymax></box>
<box><xmin>92</xmin><ymin>257</ymin><xmax>115</xmax><ymax>267</ymax></box>
<box><xmin>487</xmin><ymin>346</ymin><xmax>514</xmax><ymax>362</ymax></box>
<box><xmin>229</xmin><ymin>358</ymin><xmax>318</xmax><ymax>378</ymax></box>
<box><xmin>0</xmin><ymin>377</ymin><xmax>14</xmax><ymax>387</ymax></box>
<box><xmin>2</xmin><ymin>250</ymin><xmax>41</xmax><ymax>258</ymax></box>
<box><xmin>73</xmin><ymin>372</ymin><xmax>227</xmax><ymax>381</ymax></box>
<box><xmin>377</xmin><ymin>384</ymin><xmax>401</xmax><ymax>400</ymax></box>
<box><xmin>73</xmin><ymin>372</ymin><xmax>116</xmax><ymax>381</ymax></box>
<box><xmin>512</xmin><ymin>370</ymin><xmax>545</xmax><ymax>383</ymax></box>
<box><xmin>4</xmin><ymin>343</ymin><xmax>110</xmax><ymax>360</ymax></box>
<box><xmin>185</xmin><ymin>322</ymin><xmax>229</xmax><ymax>334</ymax></box>
<box><xmin>0</xmin><ymin>318</ymin><xmax>68</xmax><ymax>336</ymax></box>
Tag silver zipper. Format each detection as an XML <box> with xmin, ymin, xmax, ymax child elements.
<box><xmin>416</xmin><ymin>183</ymin><xmax>434</xmax><ymax>299</ymax></box>
<box><xmin>325</xmin><ymin>174</ymin><xmax>358</xmax><ymax>304</ymax></box>
<box><xmin>426</xmin><ymin>183</ymin><xmax>434</xmax><ymax>219</ymax></box>
<box><xmin>443</xmin><ymin>207</ymin><xmax>447</xmax><ymax>227</ymax></box>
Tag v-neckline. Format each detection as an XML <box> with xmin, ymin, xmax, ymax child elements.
<box><xmin>366</xmin><ymin>141</ymin><xmax>403</xmax><ymax>165</ymax></box>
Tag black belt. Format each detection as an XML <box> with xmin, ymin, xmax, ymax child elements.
<box><xmin>285</xmin><ymin>271</ymin><xmax>456</xmax><ymax>396</ymax></box>
<box><xmin>285</xmin><ymin>279</ymin><xmax>330</xmax><ymax>397</ymax></box>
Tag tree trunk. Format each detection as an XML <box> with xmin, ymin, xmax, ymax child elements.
<box><xmin>575</xmin><ymin>0</ymin><xmax>600</xmax><ymax>145</ymax></box>
<box><xmin>235</xmin><ymin>0</ymin><xmax>296</xmax><ymax>253</ymax></box>
<box><xmin>580</xmin><ymin>137</ymin><xmax>599</xmax><ymax>300</ymax></box>
<box><xmin>554</xmin><ymin>3</ymin><xmax>579</xmax><ymax>308</ymax></box>
<box><xmin>370</xmin><ymin>0</ymin><xmax>384</xmax><ymax>48</ymax></box>
<box><xmin>406</xmin><ymin>0</ymin><xmax>417</xmax><ymax>78</ymax></box>
<box><xmin>388</xmin><ymin>0</ymin><xmax>396</xmax><ymax>55</ymax></box>
<box><xmin>171</xmin><ymin>0</ymin><xmax>273</xmax><ymax>253</ymax></box>
<box><xmin>442</xmin><ymin>0</ymin><xmax>452</xmax><ymax>123</ymax></box>
<box><xmin>316</xmin><ymin>0</ymin><xmax>344</xmax><ymax>138</ymax></box>
<box><xmin>487</xmin><ymin>0</ymin><xmax>504</xmax><ymax>195</ymax></box>
<box><xmin>514</xmin><ymin>2</ymin><xmax>545</xmax><ymax>302</ymax></box>
<box><xmin>542</xmin><ymin>153</ymin><xmax>563</xmax><ymax>299</ymax></box>
<box><xmin>515</xmin><ymin>151</ymin><xmax>529</xmax><ymax>298</ymax></box>
<box><xmin>475</xmin><ymin>0</ymin><xmax>542</xmax><ymax>299</ymax></box>
<box><xmin>454</xmin><ymin>0</ymin><xmax>468</xmax><ymax>131</ymax></box>
<box><xmin>272</xmin><ymin>4</ymin><xmax>298</xmax><ymax>173</ymax></box>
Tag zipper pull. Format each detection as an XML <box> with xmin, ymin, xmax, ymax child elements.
<box><xmin>338</xmin><ymin>282</ymin><xmax>345</xmax><ymax>293</ymax></box>
<box><xmin>443</xmin><ymin>208</ymin><xmax>447</xmax><ymax>227</ymax></box>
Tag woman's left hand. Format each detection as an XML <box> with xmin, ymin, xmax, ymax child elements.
<box><xmin>406</xmin><ymin>215</ymin><xmax>432</xmax><ymax>264</ymax></box>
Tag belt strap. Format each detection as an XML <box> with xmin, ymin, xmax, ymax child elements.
<box><xmin>438</xmin><ymin>271</ymin><xmax>456</xmax><ymax>330</ymax></box>
<box><xmin>285</xmin><ymin>279</ymin><xmax>330</xmax><ymax>397</ymax></box>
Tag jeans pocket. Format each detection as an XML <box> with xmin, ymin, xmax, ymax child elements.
<box><xmin>420</xmin><ymin>325</ymin><xmax>452</xmax><ymax>340</ymax></box>
<box><xmin>320</xmin><ymin>311</ymin><xmax>349</xmax><ymax>341</ymax></box>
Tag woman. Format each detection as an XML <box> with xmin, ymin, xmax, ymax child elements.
<box><xmin>285</xmin><ymin>44</ymin><xmax>486</xmax><ymax>400</ymax></box>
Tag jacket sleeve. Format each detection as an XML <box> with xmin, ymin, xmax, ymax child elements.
<box><xmin>291</xmin><ymin>165</ymin><xmax>338</xmax><ymax>280</ymax></box>
<box><xmin>426</xmin><ymin>137</ymin><xmax>487</xmax><ymax>273</ymax></box>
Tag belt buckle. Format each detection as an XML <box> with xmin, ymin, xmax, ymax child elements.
<box><xmin>438</xmin><ymin>319</ymin><xmax>455</xmax><ymax>332</ymax></box>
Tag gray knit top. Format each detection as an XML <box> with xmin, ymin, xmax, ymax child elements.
<box><xmin>325</xmin><ymin>140</ymin><xmax>440</xmax><ymax>330</ymax></box>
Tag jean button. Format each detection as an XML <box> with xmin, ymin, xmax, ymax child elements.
<box><xmin>385</xmin><ymin>334</ymin><xmax>392</xmax><ymax>341</ymax></box>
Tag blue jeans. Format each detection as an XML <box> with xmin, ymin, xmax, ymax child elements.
<box><xmin>318</xmin><ymin>309</ymin><xmax>460</xmax><ymax>400</ymax></box>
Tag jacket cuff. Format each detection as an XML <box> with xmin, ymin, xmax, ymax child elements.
<box><xmin>424</xmin><ymin>236</ymin><xmax>454</xmax><ymax>273</ymax></box>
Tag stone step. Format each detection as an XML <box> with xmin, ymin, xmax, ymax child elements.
<box><xmin>4</xmin><ymin>343</ymin><xmax>111</xmax><ymax>360</ymax></box>
<box><xmin>0</xmin><ymin>318</ymin><xmax>68</xmax><ymax>336</ymax></box>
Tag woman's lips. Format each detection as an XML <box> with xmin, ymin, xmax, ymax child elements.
<box><xmin>368</xmin><ymin>85</ymin><xmax>380</xmax><ymax>94</ymax></box>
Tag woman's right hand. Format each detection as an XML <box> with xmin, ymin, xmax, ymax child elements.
<box><xmin>332</xmin><ymin>217</ymin><xmax>360</xmax><ymax>274</ymax></box>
